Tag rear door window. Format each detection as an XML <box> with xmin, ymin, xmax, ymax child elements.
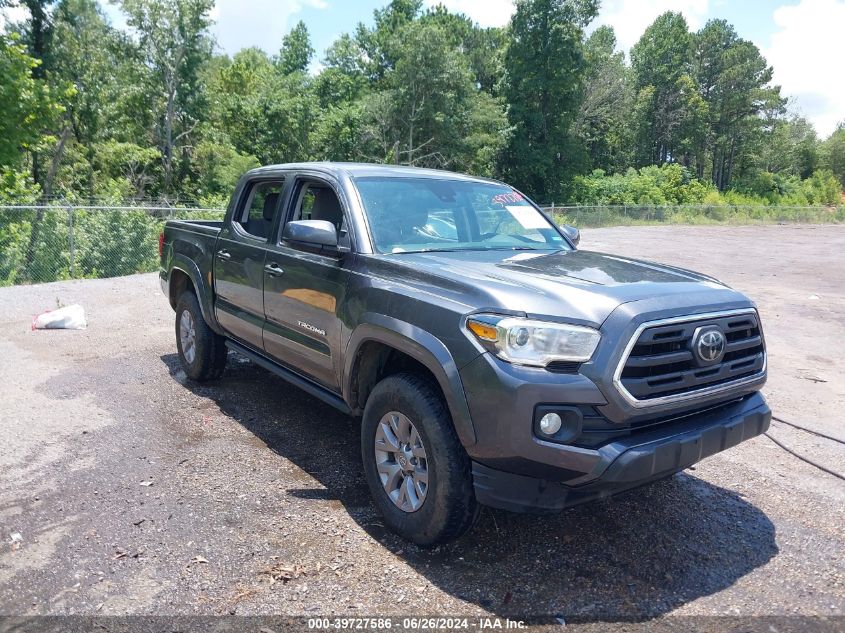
<box><xmin>236</xmin><ymin>180</ymin><xmax>284</xmax><ymax>239</ymax></box>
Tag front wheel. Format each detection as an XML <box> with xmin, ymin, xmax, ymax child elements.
<box><xmin>175</xmin><ymin>291</ymin><xmax>227</xmax><ymax>381</ymax></box>
<box><xmin>361</xmin><ymin>373</ymin><xmax>476</xmax><ymax>545</ymax></box>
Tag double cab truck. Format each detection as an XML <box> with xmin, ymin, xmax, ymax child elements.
<box><xmin>160</xmin><ymin>162</ymin><xmax>770</xmax><ymax>545</ymax></box>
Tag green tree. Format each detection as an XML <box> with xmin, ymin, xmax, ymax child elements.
<box><xmin>277</xmin><ymin>20</ymin><xmax>313</xmax><ymax>75</ymax></box>
<box><xmin>801</xmin><ymin>169</ymin><xmax>840</xmax><ymax>205</ymax></box>
<box><xmin>573</xmin><ymin>26</ymin><xmax>630</xmax><ymax>172</ymax></box>
<box><xmin>820</xmin><ymin>123</ymin><xmax>845</xmax><ymax>188</ymax></box>
<box><xmin>207</xmin><ymin>47</ymin><xmax>275</xmax><ymax>158</ymax></box>
<box><xmin>93</xmin><ymin>140</ymin><xmax>160</xmax><ymax>198</ymax></box>
<box><xmin>1</xmin><ymin>0</ymin><xmax>837</xmax><ymax>213</ymax></box>
<box><xmin>311</xmin><ymin>101</ymin><xmax>365</xmax><ymax>161</ymax></box>
<box><xmin>207</xmin><ymin>47</ymin><xmax>316</xmax><ymax>164</ymax></box>
<box><xmin>259</xmin><ymin>71</ymin><xmax>315</xmax><ymax>162</ymax></box>
<box><xmin>192</xmin><ymin>139</ymin><xmax>259</xmax><ymax>199</ymax></box>
<box><xmin>500</xmin><ymin>0</ymin><xmax>598</xmax><ymax>201</ymax></box>
<box><xmin>632</xmin><ymin>11</ymin><xmax>690</xmax><ymax>91</ymax></box>
<box><xmin>314</xmin><ymin>34</ymin><xmax>368</xmax><ymax>108</ymax></box>
<box><xmin>692</xmin><ymin>19</ymin><xmax>782</xmax><ymax>189</ymax></box>
<box><xmin>357</xmin><ymin>19</ymin><xmax>506</xmax><ymax>172</ymax></box>
<box><xmin>17</xmin><ymin>0</ymin><xmax>59</xmax><ymax>186</ymax></box>
<box><xmin>629</xmin><ymin>12</ymin><xmax>706</xmax><ymax>167</ymax></box>
<box><xmin>18</xmin><ymin>0</ymin><xmax>54</xmax><ymax>78</ymax></box>
<box><xmin>464</xmin><ymin>26</ymin><xmax>507</xmax><ymax>95</ymax></box>
<box><xmin>323</xmin><ymin>33</ymin><xmax>367</xmax><ymax>77</ymax></box>
<box><xmin>0</xmin><ymin>33</ymin><xmax>59</xmax><ymax>168</ymax></box>
<box><xmin>463</xmin><ymin>91</ymin><xmax>508</xmax><ymax>176</ymax></box>
<box><xmin>118</xmin><ymin>0</ymin><xmax>214</xmax><ymax>193</ymax></box>
<box><xmin>50</xmin><ymin>0</ymin><xmax>124</xmax><ymax>197</ymax></box>
<box><xmin>419</xmin><ymin>6</ymin><xmax>506</xmax><ymax>95</ymax></box>
<box><xmin>360</xmin><ymin>22</ymin><xmax>466</xmax><ymax>166</ymax></box>
<box><xmin>572</xmin><ymin>163</ymin><xmax>713</xmax><ymax>205</ymax></box>
<box><xmin>355</xmin><ymin>0</ymin><xmax>422</xmax><ymax>83</ymax></box>
<box><xmin>788</xmin><ymin>116</ymin><xmax>820</xmax><ymax>179</ymax></box>
<box><xmin>390</xmin><ymin>22</ymin><xmax>474</xmax><ymax>166</ymax></box>
<box><xmin>312</xmin><ymin>34</ymin><xmax>370</xmax><ymax>162</ymax></box>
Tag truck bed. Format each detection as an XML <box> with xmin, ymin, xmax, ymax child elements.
<box><xmin>165</xmin><ymin>219</ymin><xmax>223</xmax><ymax>235</ymax></box>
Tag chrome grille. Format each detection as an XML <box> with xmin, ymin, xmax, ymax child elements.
<box><xmin>614</xmin><ymin>309</ymin><xmax>766</xmax><ymax>406</ymax></box>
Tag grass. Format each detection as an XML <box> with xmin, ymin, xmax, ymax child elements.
<box><xmin>546</xmin><ymin>204</ymin><xmax>845</xmax><ymax>228</ymax></box>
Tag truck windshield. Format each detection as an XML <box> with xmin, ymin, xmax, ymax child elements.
<box><xmin>354</xmin><ymin>177</ymin><xmax>570</xmax><ymax>254</ymax></box>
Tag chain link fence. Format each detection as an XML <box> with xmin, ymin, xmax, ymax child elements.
<box><xmin>0</xmin><ymin>204</ymin><xmax>224</xmax><ymax>287</ymax></box>
<box><xmin>2</xmin><ymin>202</ymin><xmax>844</xmax><ymax>287</ymax></box>
<box><xmin>541</xmin><ymin>204</ymin><xmax>845</xmax><ymax>227</ymax></box>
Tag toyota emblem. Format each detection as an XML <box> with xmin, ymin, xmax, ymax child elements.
<box><xmin>692</xmin><ymin>326</ymin><xmax>726</xmax><ymax>365</ymax></box>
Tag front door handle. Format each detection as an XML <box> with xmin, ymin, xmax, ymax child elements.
<box><xmin>264</xmin><ymin>263</ymin><xmax>284</xmax><ymax>277</ymax></box>
<box><xmin>217</xmin><ymin>249</ymin><xmax>231</xmax><ymax>260</ymax></box>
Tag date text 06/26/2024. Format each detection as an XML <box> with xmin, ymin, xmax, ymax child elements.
<box><xmin>306</xmin><ymin>617</ymin><xmax>529</xmax><ymax>630</ymax></box>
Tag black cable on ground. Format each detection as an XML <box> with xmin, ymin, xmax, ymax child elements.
<box><xmin>763</xmin><ymin>432</ymin><xmax>845</xmax><ymax>482</ymax></box>
<box><xmin>772</xmin><ymin>415</ymin><xmax>845</xmax><ymax>446</ymax></box>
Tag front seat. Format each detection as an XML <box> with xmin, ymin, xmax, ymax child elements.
<box><xmin>254</xmin><ymin>192</ymin><xmax>279</xmax><ymax>239</ymax></box>
<box><xmin>310</xmin><ymin>189</ymin><xmax>343</xmax><ymax>231</ymax></box>
<box><xmin>370</xmin><ymin>196</ymin><xmax>429</xmax><ymax>252</ymax></box>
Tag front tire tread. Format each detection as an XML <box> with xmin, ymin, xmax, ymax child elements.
<box><xmin>361</xmin><ymin>372</ymin><xmax>475</xmax><ymax>546</ymax></box>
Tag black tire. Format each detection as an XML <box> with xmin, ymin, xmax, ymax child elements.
<box><xmin>361</xmin><ymin>372</ymin><xmax>476</xmax><ymax>546</ymax></box>
<box><xmin>175</xmin><ymin>290</ymin><xmax>228</xmax><ymax>381</ymax></box>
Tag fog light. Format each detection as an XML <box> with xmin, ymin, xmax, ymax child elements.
<box><xmin>539</xmin><ymin>412</ymin><xmax>562</xmax><ymax>435</ymax></box>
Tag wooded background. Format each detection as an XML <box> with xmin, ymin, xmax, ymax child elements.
<box><xmin>1</xmin><ymin>0</ymin><xmax>844</xmax><ymax>208</ymax></box>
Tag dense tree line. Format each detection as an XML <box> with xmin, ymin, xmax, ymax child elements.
<box><xmin>1</xmin><ymin>0</ymin><xmax>843</xmax><ymax>208</ymax></box>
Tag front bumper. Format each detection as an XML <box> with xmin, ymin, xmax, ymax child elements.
<box><xmin>470</xmin><ymin>390</ymin><xmax>770</xmax><ymax>513</ymax></box>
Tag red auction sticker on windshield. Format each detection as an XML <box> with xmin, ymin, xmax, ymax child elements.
<box><xmin>492</xmin><ymin>191</ymin><xmax>524</xmax><ymax>204</ymax></box>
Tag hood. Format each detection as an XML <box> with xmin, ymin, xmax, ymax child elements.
<box><xmin>378</xmin><ymin>248</ymin><xmax>746</xmax><ymax>326</ymax></box>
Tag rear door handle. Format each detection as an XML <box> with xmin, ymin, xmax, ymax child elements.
<box><xmin>264</xmin><ymin>263</ymin><xmax>284</xmax><ymax>277</ymax></box>
<box><xmin>217</xmin><ymin>249</ymin><xmax>231</xmax><ymax>260</ymax></box>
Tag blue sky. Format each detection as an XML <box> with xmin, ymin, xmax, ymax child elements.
<box><xmin>3</xmin><ymin>0</ymin><xmax>843</xmax><ymax>136</ymax></box>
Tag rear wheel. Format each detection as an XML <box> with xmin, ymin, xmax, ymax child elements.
<box><xmin>175</xmin><ymin>291</ymin><xmax>227</xmax><ymax>381</ymax></box>
<box><xmin>361</xmin><ymin>373</ymin><xmax>475</xmax><ymax>545</ymax></box>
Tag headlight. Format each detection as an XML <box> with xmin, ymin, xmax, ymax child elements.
<box><xmin>466</xmin><ymin>315</ymin><xmax>600</xmax><ymax>367</ymax></box>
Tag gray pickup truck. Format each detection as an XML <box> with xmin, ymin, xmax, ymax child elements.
<box><xmin>159</xmin><ymin>162</ymin><xmax>770</xmax><ymax>545</ymax></box>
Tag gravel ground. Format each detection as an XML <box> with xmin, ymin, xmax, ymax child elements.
<box><xmin>0</xmin><ymin>224</ymin><xmax>843</xmax><ymax>622</ymax></box>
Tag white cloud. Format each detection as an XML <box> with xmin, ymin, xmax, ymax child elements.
<box><xmin>592</xmin><ymin>0</ymin><xmax>709</xmax><ymax>52</ymax></box>
<box><xmin>211</xmin><ymin>0</ymin><xmax>327</xmax><ymax>55</ymax></box>
<box><xmin>763</xmin><ymin>0</ymin><xmax>845</xmax><ymax>137</ymax></box>
<box><xmin>422</xmin><ymin>0</ymin><xmax>515</xmax><ymax>27</ymax></box>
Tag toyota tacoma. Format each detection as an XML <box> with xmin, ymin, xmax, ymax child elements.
<box><xmin>159</xmin><ymin>162</ymin><xmax>770</xmax><ymax>545</ymax></box>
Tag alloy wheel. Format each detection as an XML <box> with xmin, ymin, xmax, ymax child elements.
<box><xmin>179</xmin><ymin>310</ymin><xmax>196</xmax><ymax>365</ymax></box>
<box><xmin>373</xmin><ymin>411</ymin><xmax>429</xmax><ymax>512</ymax></box>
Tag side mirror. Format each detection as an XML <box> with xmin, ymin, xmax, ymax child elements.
<box><xmin>283</xmin><ymin>220</ymin><xmax>338</xmax><ymax>248</ymax></box>
<box><xmin>560</xmin><ymin>224</ymin><xmax>580</xmax><ymax>247</ymax></box>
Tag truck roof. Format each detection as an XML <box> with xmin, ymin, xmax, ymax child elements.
<box><xmin>244</xmin><ymin>162</ymin><xmax>503</xmax><ymax>185</ymax></box>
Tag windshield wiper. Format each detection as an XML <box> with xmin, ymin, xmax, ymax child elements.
<box><xmin>390</xmin><ymin>248</ymin><xmax>466</xmax><ymax>254</ymax></box>
<box><xmin>390</xmin><ymin>246</ymin><xmax>557</xmax><ymax>254</ymax></box>
<box><xmin>482</xmin><ymin>246</ymin><xmax>555</xmax><ymax>251</ymax></box>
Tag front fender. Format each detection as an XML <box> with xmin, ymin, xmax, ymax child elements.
<box><xmin>343</xmin><ymin>315</ymin><xmax>478</xmax><ymax>447</ymax></box>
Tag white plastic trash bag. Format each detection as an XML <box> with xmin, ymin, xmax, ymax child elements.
<box><xmin>32</xmin><ymin>304</ymin><xmax>87</xmax><ymax>330</ymax></box>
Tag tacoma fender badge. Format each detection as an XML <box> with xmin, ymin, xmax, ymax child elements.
<box><xmin>297</xmin><ymin>321</ymin><xmax>326</xmax><ymax>337</ymax></box>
